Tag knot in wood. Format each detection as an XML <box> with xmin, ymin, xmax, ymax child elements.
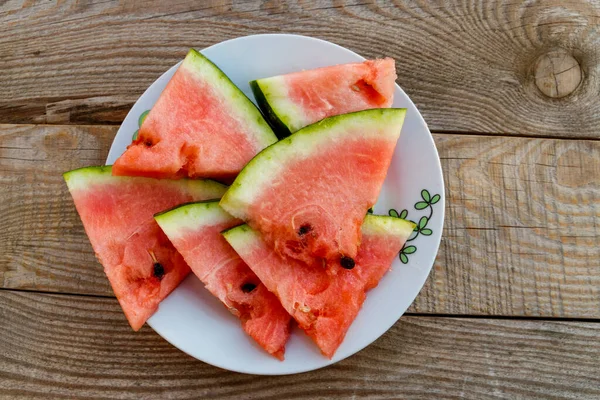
<box><xmin>534</xmin><ymin>50</ymin><xmax>582</xmax><ymax>99</ymax></box>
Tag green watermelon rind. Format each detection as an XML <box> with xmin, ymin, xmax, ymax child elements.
<box><xmin>250</xmin><ymin>79</ymin><xmax>294</xmax><ymax>139</ymax></box>
<box><xmin>223</xmin><ymin>214</ymin><xmax>415</xmax><ymax>252</ymax></box>
<box><xmin>183</xmin><ymin>49</ymin><xmax>278</xmax><ymax>149</ymax></box>
<box><xmin>63</xmin><ymin>165</ymin><xmax>113</xmax><ymax>182</ymax></box>
<box><xmin>154</xmin><ymin>200</ymin><xmax>237</xmax><ymax>239</ymax></box>
<box><xmin>63</xmin><ymin>166</ymin><xmax>228</xmax><ymax>200</ymax></box>
<box><xmin>221</xmin><ymin>223</ymin><xmax>260</xmax><ymax>250</ymax></box>
<box><xmin>361</xmin><ymin>214</ymin><xmax>416</xmax><ymax>238</ymax></box>
<box><xmin>220</xmin><ymin>108</ymin><xmax>407</xmax><ymax>221</ymax></box>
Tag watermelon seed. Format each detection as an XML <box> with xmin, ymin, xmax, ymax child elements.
<box><xmin>351</xmin><ymin>84</ymin><xmax>360</xmax><ymax>92</ymax></box>
<box><xmin>144</xmin><ymin>139</ymin><xmax>153</xmax><ymax>147</ymax></box>
<box><xmin>153</xmin><ymin>262</ymin><xmax>165</xmax><ymax>280</ymax></box>
<box><xmin>297</xmin><ymin>224</ymin><xmax>312</xmax><ymax>236</ymax></box>
<box><xmin>340</xmin><ymin>256</ymin><xmax>355</xmax><ymax>270</ymax></box>
<box><xmin>241</xmin><ymin>283</ymin><xmax>257</xmax><ymax>293</ymax></box>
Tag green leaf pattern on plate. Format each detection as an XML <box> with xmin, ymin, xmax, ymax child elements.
<box><xmin>388</xmin><ymin>189</ymin><xmax>441</xmax><ymax>264</ymax></box>
<box><xmin>132</xmin><ymin>109</ymin><xmax>151</xmax><ymax>141</ymax></box>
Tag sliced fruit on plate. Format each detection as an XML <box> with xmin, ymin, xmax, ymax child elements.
<box><xmin>251</xmin><ymin>58</ymin><xmax>396</xmax><ymax>137</ymax></box>
<box><xmin>63</xmin><ymin>166</ymin><xmax>227</xmax><ymax>331</ymax></box>
<box><xmin>155</xmin><ymin>201</ymin><xmax>291</xmax><ymax>360</ymax></box>
<box><xmin>224</xmin><ymin>214</ymin><xmax>414</xmax><ymax>358</ymax></box>
<box><xmin>220</xmin><ymin>108</ymin><xmax>406</xmax><ymax>265</ymax></box>
<box><xmin>113</xmin><ymin>49</ymin><xmax>278</xmax><ymax>182</ymax></box>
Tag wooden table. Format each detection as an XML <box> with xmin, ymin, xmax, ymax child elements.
<box><xmin>1</xmin><ymin>1</ymin><xmax>599</xmax><ymax>398</ymax></box>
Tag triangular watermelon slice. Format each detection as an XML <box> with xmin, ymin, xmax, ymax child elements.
<box><xmin>220</xmin><ymin>109</ymin><xmax>406</xmax><ymax>265</ymax></box>
<box><xmin>224</xmin><ymin>215</ymin><xmax>414</xmax><ymax>358</ymax></box>
<box><xmin>251</xmin><ymin>58</ymin><xmax>396</xmax><ymax>137</ymax></box>
<box><xmin>154</xmin><ymin>201</ymin><xmax>291</xmax><ymax>360</ymax></box>
<box><xmin>64</xmin><ymin>166</ymin><xmax>227</xmax><ymax>330</ymax></box>
<box><xmin>113</xmin><ymin>49</ymin><xmax>278</xmax><ymax>182</ymax></box>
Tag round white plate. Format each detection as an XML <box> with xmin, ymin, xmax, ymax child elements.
<box><xmin>107</xmin><ymin>34</ymin><xmax>444</xmax><ymax>375</ymax></box>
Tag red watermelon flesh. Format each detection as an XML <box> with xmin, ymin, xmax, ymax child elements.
<box><xmin>155</xmin><ymin>202</ymin><xmax>291</xmax><ymax>359</ymax></box>
<box><xmin>63</xmin><ymin>166</ymin><xmax>227</xmax><ymax>330</ymax></box>
<box><xmin>220</xmin><ymin>109</ymin><xmax>406</xmax><ymax>265</ymax></box>
<box><xmin>251</xmin><ymin>58</ymin><xmax>396</xmax><ymax>136</ymax></box>
<box><xmin>113</xmin><ymin>49</ymin><xmax>277</xmax><ymax>182</ymax></box>
<box><xmin>224</xmin><ymin>215</ymin><xmax>414</xmax><ymax>358</ymax></box>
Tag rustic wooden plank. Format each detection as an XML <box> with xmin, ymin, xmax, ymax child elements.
<box><xmin>0</xmin><ymin>290</ymin><xmax>598</xmax><ymax>399</ymax></box>
<box><xmin>414</xmin><ymin>134</ymin><xmax>600</xmax><ymax>318</ymax></box>
<box><xmin>1</xmin><ymin>124</ymin><xmax>598</xmax><ymax>318</ymax></box>
<box><xmin>2</xmin><ymin>1</ymin><xmax>600</xmax><ymax>138</ymax></box>
<box><xmin>0</xmin><ymin>124</ymin><xmax>114</xmax><ymax>296</ymax></box>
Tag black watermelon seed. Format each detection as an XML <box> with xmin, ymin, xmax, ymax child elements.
<box><xmin>298</xmin><ymin>224</ymin><xmax>312</xmax><ymax>236</ymax></box>
<box><xmin>340</xmin><ymin>256</ymin><xmax>355</xmax><ymax>270</ymax></box>
<box><xmin>241</xmin><ymin>283</ymin><xmax>257</xmax><ymax>293</ymax></box>
<box><xmin>153</xmin><ymin>262</ymin><xmax>165</xmax><ymax>280</ymax></box>
<box><xmin>144</xmin><ymin>140</ymin><xmax>153</xmax><ymax>147</ymax></box>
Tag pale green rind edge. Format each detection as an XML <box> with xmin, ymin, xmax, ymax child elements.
<box><xmin>250</xmin><ymin>78</ymin><xmax>299</xmax><ymax>138</ymax></box>
<box><xmin>183</xmin><ymin>49</ymin><xmax>278</xmax><ymax>149</ymax></box>
<box><xmin>63</xmin><ymin>165</ymin><xmax>112</xmax><ymax>185</ymax></box>
<box><xmin>220</xmin><ymin>108</ymin><xmax>407</xmax><ymax>221</ymax></box>
<box><xmin>154</xmin><ymin>200</ymin><xmax>236</xmax><ymax>238</ymax></box>
<box><xmin>223</xmin><ymin>215</ymin><xmax>415</xmax><ymax>253</ymax></box>
<box><xmin>362</xmin><ymin>214</ymin><xmax>416</xmax><ymax>239</ymax></box>
<box><xmin>222</xmin><ymin>223</ymin><xmax>261</xmax><ymax>252</ymax></box>
<box><xmin>63</xmin><ymin>166</ymin><xmax>228</xmax><ymax>199</ymax></box>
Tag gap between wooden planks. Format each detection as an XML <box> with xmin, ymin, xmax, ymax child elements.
<box><xmin>0</xmin><ymin>290</ymin><xmax>598</xmax><ymax>399</ymax></box>
<box><xmin>0</xmin><ymin>124</ymin><xmax>598</xmax><ymax>319</ymax></box>
<box><xmin>2</xmin><ymin>0</ymin><xmax>600</xmax><ymax>139</ymax></box>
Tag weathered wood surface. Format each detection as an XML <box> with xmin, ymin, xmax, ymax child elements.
<box><xmin>2</xmin><ymin>124</ymin><xmax>598</xmax><ymax>318</ymax></box>
<box><xmin>0</xmin><ymin>290</ymin><xmax>598</xmax><ymax>399</ymax></box>
<box><xmin>2</xmin><ymin>0</ymin><xmax>600</xmax><ymax>138</ymax></box>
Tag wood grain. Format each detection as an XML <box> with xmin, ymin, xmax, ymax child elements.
<box><xmin>1</xmin><ymin>124</ymin><xmax>598</xmax><ymax>318</ymax></box>
<box><xmin>0</xmin><ymin>124</ymin><xmax>114</xmax><ymax>296</ymax></box>
<box><xmin>534</xmin><ymin>49</ymin><xmax>582</xmax><ymax>99</ymax></box>
<box><xmin>2</xmin><ymin>1</ymin><xmax>600</xmax><ymax>138</ymax></box>
<box><xmin>0</xmin><ymin>290</ymin><xmax>598</xmax><ymax>400</ymax></box>
<box><xmin>414</xmin><ymin>134</ymin><xmax>600</xmax><ymax>318</ymax></box>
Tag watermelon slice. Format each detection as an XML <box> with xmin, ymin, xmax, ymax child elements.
<box><xmin>251</xmin><ymin>58</ymin><xmax>396</xmax><ymax>137</ymax></box>
<box><xmin>220</xmin><ymin>109</ymin><xmax>406</xmax><ymax>265</ymax></box>
<box><xmin>154</xmin><ymin>201</ymin><xmax>291</xmax><ymax>359</ymax></box>
<box><xmin>223</xmin><ymin>215</ymin><xmax>414</xmax><ymax>358</ymax></box>
<box><xmin>63</xmin><ymin>166</ymin><xmax>227</xmax><ymax>330</ymax></box>
<box><xmin>113</xmin><ymin>49</ymin><xmax>278</xmax><ymax>182</ymax></box>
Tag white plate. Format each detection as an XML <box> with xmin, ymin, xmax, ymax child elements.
<box><xmin>107</xmin><ymin>34</ymin><xmax>444</xmax><ymax>375</ymax></box>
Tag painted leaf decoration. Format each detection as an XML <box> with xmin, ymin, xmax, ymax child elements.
<box><xmin>403</xmin><ymin>245</ymin><xmax>417</xmax><ymax>254</ymax></box>
<box><xmin>421</xmin><ymin>228</ymin><xmax>433</xmax><ymax>236</ymax></box>
<box><xmin>138</xmin><ymin>110</ymin><xmax>150</xmax><ymax>127</ymax></box>
<box><xmin>430</xmin><ymin>194</ymin><xmax>440</xmax><ymax>204</ymax></box>
<box><xmin>400</xmin><ymin>253</ymin><xmax>409</xmax><ymax>264</ymax></box>
<box><xmin>415</xmin><ymin>201</ymin><xmax>429</xmax><ymax>210</ymax></box>
<box><xmin>421</xmin><ymin>189</ymin><xmax>431</xmax><ymax>202</ymax></box>
<box><xmin>388</xmin><ymin>209</ymin><xmax>399</xmax><ymax>218</ymax></box>
<box><xmin>419</xmin><ymin>216</ymin><xmax>428</xmax><ymax>229</ymax></box>
<box><xmin>399</xmin><ymin>209</ymin><xmax>408</xmax><ymax>219</ymax></box>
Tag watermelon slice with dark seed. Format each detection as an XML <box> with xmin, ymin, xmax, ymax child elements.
<box><xmin>251</xmin><ymin>58</ymin><xmax>396</xmax><ymax>137</ymax></box>
<box><xmin>224</xmin><ymin>215</ymin><xmax>414</xmax><ymax>358</ymax></box>
<box><xmin>113</xmin><ymin>49</ymin><xmax>278</xmax><ymax>182</ymax></box>
<box><xmin>63</xmin><ymin>166</ymin><xmax>227</xmax><ymax>330</ymax></box>
<box><xmin>220</xmin><ymin>109</ymin><xmax>406</xmax><ymax>265</ymax></box>
<box><xmin>155</xmin><ymin>201</ymin><xmax>291</xmax><ymax>360</ymax></box>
